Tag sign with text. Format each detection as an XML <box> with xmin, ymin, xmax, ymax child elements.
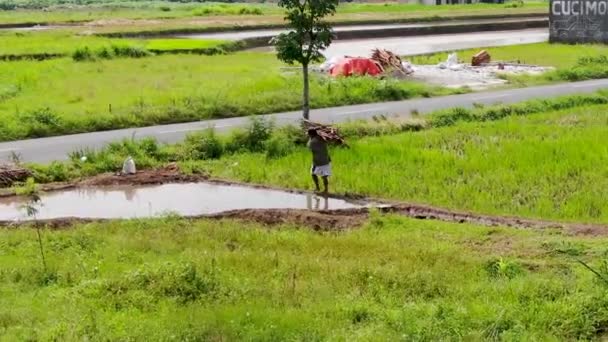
<box><xmin>550</xmin><ymin>0</ymin><xmax>608</xmax><ymax>43</ymax></box>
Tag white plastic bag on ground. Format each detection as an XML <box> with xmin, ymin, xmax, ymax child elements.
<box><xmin>439</xmin><ymin>52</ymin><xmax>459</xmax><ymax>69</ymax></box>
<box><xmin>446</xmin><ymin>53</ymin><xmax>458</xmax><ymax>66</ymax></box>
<box><xmin>401</xmin><ymin>61</ymin><xmax>415</xmax><ymax>74</ymax></box>
<box><xmin>319</xmin><ymin>56</ymin><xmax>344</xmax><ymax>73</ymax></box>
<box><xmin>122</xmin><ymin>156</ymin><xmax>136</xmax><ymax>175</ymax></box>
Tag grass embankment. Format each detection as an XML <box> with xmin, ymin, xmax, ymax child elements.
<box><xmin>0</xmin><ymin>1</ymin><xmax>546</xmax><ymax>28</ymax></box>
<box><xmin>2</xmin><ymin>215</ymin><xmax>608</xmax><ymax>340</ymax></box>
<box><xmin>0</xmin><ymin>30</ymin><xmax>229</xmax><ymax>56</ymax></box>
<box><xmin>410</xmin><ymin>42</ymin><xmax>608</xmax><ymax>85</ymax></box>
<box><xmin>0</xmin><ymin>52</ymin><xmax>457</xmax><ymax>141</ymax></box>
<box><xmin>21</xmin><ymin>92</ymin><xmax>608</xmax><ymax>224</ymax></box>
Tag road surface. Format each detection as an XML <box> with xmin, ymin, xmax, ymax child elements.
<box><xmin>323</xmin><ymin>28</ymin><xmax>547</xmax><ymax>57</ymax></box>
<box><xmin>1</xmin><ymin>79</ymin><xmax>607</xmax><ymax>164</ymax></box>
<box><xmin>178</xmin><ymin>17</ymin><xmax>545</xmax><ymax>41</ymax></box>
<box><xmin>246</xmin><ymin>28</ymin><xmax>548</xmax><ymax>58</ymax></box>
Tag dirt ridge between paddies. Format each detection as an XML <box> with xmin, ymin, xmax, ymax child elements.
<box><xmin>0</xmin><ymin>12</ymin><xmax>547</xmax><ymax>33</ymax></box>
<box><xmin>99</xmin><ymin>15</ymin><xmax>548</xmax><ymax>39</ymax></box>
<box><xmin>1</xmin><ymin>167</ymin><xmax>607</xmax><ymax>236</ymax></box>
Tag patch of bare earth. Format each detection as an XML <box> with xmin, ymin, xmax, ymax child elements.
<box><xmin>78</xmin><ymin>164</ymin><xmax>207</xmax><ymax>187</ymax></box>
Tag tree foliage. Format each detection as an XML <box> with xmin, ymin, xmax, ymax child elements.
<box><xmin>273</xmin><ymin>0</ymin><xmax>337</xmax><ymax>66</ymax></box>
<box><xmin>272</xmin><ymin>0</ymin><xmax>338</xmax><ymax>118</ymax></box>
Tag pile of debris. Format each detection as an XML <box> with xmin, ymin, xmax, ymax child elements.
<box><xmin>320</xmin><ymin>49</ymin><xmax>413</xmax><ymax>78</ymax></box>
<box><xmin>410</xmin><ymin>50</ymin><xmax>553</xmax><ymax>90</ymax></box>
<box><xmin>301</xmin><ymin>119</ymin><xmax>347</xmax><ymax>146</ymax></box>
<box><xmin>370</xmin><ymin>48</ymin><xmax>413</xmax><ymax>76</ymax></box>
<box><xmin>0</xmin><ymin>164</ymin><xmax>32</xmax><ymax>187</ymax></box>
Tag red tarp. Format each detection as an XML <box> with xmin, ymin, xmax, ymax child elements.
<box><xmin>329</xmin><ymin>58</ymin><xmax>383</xmax><ymax>77</ymax></box>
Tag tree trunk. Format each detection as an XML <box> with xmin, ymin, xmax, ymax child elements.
<box><xmin>302</xmin><ymin>63</ymin><xmax>310</xmax><ymax>119</ymax></box>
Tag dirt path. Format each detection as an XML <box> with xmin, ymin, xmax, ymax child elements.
<box><xmin>0</xmin><ymin>166</ymin><xmax>607</xmax><ymax>236</ymax></box>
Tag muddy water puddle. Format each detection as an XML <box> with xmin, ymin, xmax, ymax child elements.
<box><xmin>0</xmin><ymin>182</ymin><xmax>368</xmax><ymax>221</ymax></box>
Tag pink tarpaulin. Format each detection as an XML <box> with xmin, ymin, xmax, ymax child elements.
<box><xmin>329</xmin><ymin>58</ymin><xmax>383</xmax><ymax>77</ymax></box>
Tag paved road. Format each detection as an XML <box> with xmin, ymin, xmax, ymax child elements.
<box><xmin>248</xmin><ymin>28</ymin><xmax>548</xmax><ymax>57</ymax></box>
<box><xmin>178</xmin><ymin>17</ymin><xmax>545</xmax><ymax>41</ymax></box>
<box><xmin>325</xmin><ymin>28</ymin><xmax>547</xmax><ymax>57</ymax></box>
<box><xmin>1</xmin><ymin>78</ymin><xmax>607</xmax><ymax>164</ymax></box>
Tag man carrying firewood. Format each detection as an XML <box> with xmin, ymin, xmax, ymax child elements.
<box><xmin>307</xmin><ymin>128</ymin><xmax>331</xmax><ymax>194</ymax></box>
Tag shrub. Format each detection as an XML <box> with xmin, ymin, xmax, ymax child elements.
<box><xmin>159</xmin><ymin>6</ymin><xmax>171</xmax><ymax>11</ymax></box>
<box><xmin>226</xmin><ymin>116</ymin><xmax>274</xmax><ymax>153</ymax></box>
<box><xmin>0</xmin><ymin>1</ymin><xmax>16</xmax><ymax>10</ymax></box>
<box><xmin>429</xmin><ymin>107</ymin><xmax>473</xmax><ymax>127</ymax></box>
<box><xmin>97</xmin><ymin>46</ymin><xmax>113</xmax><ymax>60</ymax></box>
<box><xmin>243</xmin><ymin>116</ymin><xmax>274</xmax><ymax>152</ymax></box>
<box><xmin>183</xmin><ymin>128</ymin><xmax>224</xmax><ymax>160</ymax></box>
<box><xmin>224</xmin><ymin>129</ymin><xmax>249</xmax><ymax>154</ymax></box>
<box><xmin>265</xmin><ymin>132</ymin><xmax>296</xmax><ymax>159</ymax></box>
<box><xmin>72</xmin><ymin>47</ymin><xmax>95</xmax><ymax>62</ymax></box>
<box><xmin>21</xmin><ymin>107</ymin><xmax>64</xmax><ymax>138</ymax></box>
<box><xmin>110</xmin><ymin>45</ymin><xmax>152</xmax><ymax>58</ymax></box>
<box><xmin>32</xmin><ymin>161</ymin><xmax>71</xmax><ymax>183</ymax></box>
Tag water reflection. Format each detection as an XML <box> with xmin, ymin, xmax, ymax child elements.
<box><xmin>0</xmin><ymin>183</ymin><xmax>366</xmax><ymax>220</ymax></box>
<box><xmin>306</xmin><ymin>194</ymin><xmax>328</xmax><ymax>211</ymax></box>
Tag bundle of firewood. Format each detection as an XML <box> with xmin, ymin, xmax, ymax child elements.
<box><xmin>301</xmin><ymin>119</ymin><xmax>347</xmax><ymax>146</ymax></box>
<box><xmin>0</xmin><ymin>164</ymin><xmax>32</xmax><ymax>187</ymax></box>
<box><xmin>370</xmin><ymin>48</ymin><xmax>408</xmax><ymax>75</ymax></box>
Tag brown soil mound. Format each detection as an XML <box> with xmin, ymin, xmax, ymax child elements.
<box><xmin>206</xmin><ymin>208</ymin><xmax>368</xmax><ymax>231</ymax></box>
<box><xmin>77</xmin><ymin>164</ymin><xmax>207</xmax><ymax>187</ymax></box>
<box><xmin>390</xmin><ymin>205</ymin><xmax>608</xmax><ymax>236</ymax></box>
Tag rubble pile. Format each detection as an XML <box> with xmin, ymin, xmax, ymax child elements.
<box><xmin>321</xmin><ymin>48</ymin><xmax>413</xmax><ymax>78</ymax></box>
<box><xmin>316</xmin><ymin>48</ymin><xmax>551</xmax><ymax>90</ymax></box>
<box><xmin>0</xmin><ymin>164</ymin><xmax>32</xmax><ymax>187</ymax></box>
<box><xmin>370</xmin><ymin>48</ymin><xmax>412</xmax><ymax>75</ymax></box>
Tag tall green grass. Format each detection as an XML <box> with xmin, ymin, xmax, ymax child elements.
<box><xmin>1</xmin><ymin>215</ymin><xmax>607</xmax><ymax>340</ymax></box>
<box><xmin>0</xmin><ymin>52</ymin><xmax>457</xmax><ymax>141</ymax></box>
<box><xmin>203</xmin><ymin>102</ymin><xmax>608</xmax><ymax>224</ymax></box>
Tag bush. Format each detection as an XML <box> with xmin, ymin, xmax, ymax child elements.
<box><xmin>265</xmin><ymin>132</ymin><xmax>296</xmax><ymax>159</ymax></box>
<box><xmin>97</xmin><ymin>46</ymin><xmax>113</xmax><ymax>60</ymax></box>
<box><xmin>0</xmin><ymin>1</ymin><xmax>16</xmax><ymax>10</ymax></box>
<box><xmin>183</xmin><ymin>128</ymin><xmax>224</xmax><ymax>160</ymax></box>
<box><xmin>72</xmin><ymin>47</ymin><xmax>95</xmax><ymax>62</ymax></box>
<box><xmin>429</xmin><ymin>107</ymin><xmax>474</xmax><ymax>127</ymax></box>
<box><xmin>110</xmin><ymin>45</ymin><xmax>152</xmax><ymax>58</ymax></box>
<box><xmin>226</xmin><ymin>116</ymin><xmax>274</xmax><ymax>153</ymax></box>
<box><xmin>244</xmin><ymin>116</ymin><xmax>274</xmax><ymax>152</ymax></box>
<box><xmin>32</xmin><ymin>161</ymin><xmax>71</xmax><ymax>183</ymax></box>
<box><xmin>159</xmin><ymin>6</ymin><xmax>171</xmax><ymax>11</ymax></box>
<box><xmin>22</xmin><ymin>107</ymin><xmax>64</xmax><ymax>138</ymax></box>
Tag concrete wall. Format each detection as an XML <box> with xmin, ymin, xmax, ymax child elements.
<box><xmin>550</xmin><ymin>0</ymin><xmax>608</xmax><ymax>43</ymax></box>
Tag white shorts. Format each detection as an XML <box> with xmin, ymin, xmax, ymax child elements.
<box><xmin>311</xmin><ymin>163</ymin><xmax>331</xmax><ymax>177</ymax></box>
